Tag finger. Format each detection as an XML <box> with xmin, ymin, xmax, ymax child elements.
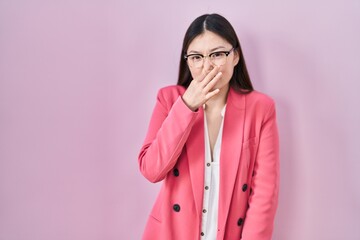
<box><xmin>201</xmin><ymin>66</ymin><xmax>220</xmax><ymax>86</ymax></box>
<box><xmin>195</xmin><ymin>70</ymin><xmax>208</xmax><ymax>82</ymax></box>
<box><xmin>205</xmin><ymin>88</ymin><xmax>220</xmax><ymax>100</ymax></box>
<box><xmin>203</xmin><ymin>72</ymin><xmax>222</xmax><ymax>93</ymax></box>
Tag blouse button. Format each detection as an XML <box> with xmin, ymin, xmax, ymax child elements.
<box><xmin>206</xmin><ymin>163</ymin><xmax>211</xmax><ymax>167</ymax></box>
<box><xmin>242</xmin><ymin>184</ymin><xmax>248</xmax><ymax>192</ymax></box>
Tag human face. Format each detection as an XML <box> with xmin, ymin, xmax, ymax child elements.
<box><xmin>186</xmin><ymin>30</ymin><xmax>239</xmax><ymax>91</ymax></box>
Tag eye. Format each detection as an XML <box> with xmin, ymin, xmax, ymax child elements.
<box><xmin>210</xmin><ymin>52</ymin><xmax>226</xmax><ymax>59</ymax></box>
<box><xmin>188</xmin><ymin>55</ymin><xmax>203</xmax><ymax>62</ymax></box>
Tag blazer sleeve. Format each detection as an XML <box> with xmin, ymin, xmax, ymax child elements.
<box><xmin>241</xmin><ymin>102</ymin><xmax>280</xmax><ymax>240</ymax></box>
<box><xmin>138</xmin><ymin>88</ymin><xmax>199</xmax><ymax>183</ymax></box>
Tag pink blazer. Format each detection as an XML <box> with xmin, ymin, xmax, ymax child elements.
<box><xmin>138</xmin><ymin>85</ymin><xmax>279</xmax><ymax>240</ymax></box>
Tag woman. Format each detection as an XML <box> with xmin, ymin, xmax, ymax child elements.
<box><xmin>138</xmin><ymin>13</ymin><xmax>279</xmax><ymax>240</ymax></box>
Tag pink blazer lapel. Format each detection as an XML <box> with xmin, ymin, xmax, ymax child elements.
<box><xmin>186</xmin><ymin>107</ymin><xmax>205</xmax><ymax>216</ymax></box>
<box><xmin>218</xmin><ymin>88</ymin><xmax>246</xmax><ymax>229</ymax></box>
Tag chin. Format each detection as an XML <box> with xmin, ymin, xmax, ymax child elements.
<box><xmin>215</xmin><ymin>81</ymin><xmax>230</xmax><ymax>91</ymax></box>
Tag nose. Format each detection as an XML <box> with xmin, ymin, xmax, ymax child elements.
<box><xmin>203</xmin><ymin>56</ymin><xmax>215</xmax><ymax>72</ymax></box>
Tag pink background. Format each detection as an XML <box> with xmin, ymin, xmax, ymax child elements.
<box><xmin>1</xmin><ymin>0</ymin><xmax>359</xmax><ymax>239</ymax></box>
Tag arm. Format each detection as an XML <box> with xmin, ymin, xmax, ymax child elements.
<box><xmin>138</xmin><ymin>67</ymin><xmax>223</xmax><ymax>183</ymax></box>
<box><xmin>138</xmin><ymin>88</ymin><xmax>199</xmax><ymax>183</ymax></box>
<box><xmin>241</xmin><ymin>102</ymin><xmax>280</xmax><ymax>240</ymax></box>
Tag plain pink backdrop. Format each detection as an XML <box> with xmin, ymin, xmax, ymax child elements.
<box><xmin>0</xmin><ymin>0</ymin><xmax>359</xmax><ymax>239</ymax></box>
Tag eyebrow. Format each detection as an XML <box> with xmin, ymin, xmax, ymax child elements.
<box><xmin>187</xmin><ymin>46</ymin><xmax>227</xmax><ymax>54</ymax></box>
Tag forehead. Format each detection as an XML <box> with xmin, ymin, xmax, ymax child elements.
<box><xmin>187</xmin><ymin>30</ymin><xmax>231</xmax><ymax>52</ymax></box>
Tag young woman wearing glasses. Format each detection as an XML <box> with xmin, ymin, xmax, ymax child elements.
<box><xmin>138</xmin><ymin>13</ymin><xmax>279</xmax><ymax>240</ymax></box>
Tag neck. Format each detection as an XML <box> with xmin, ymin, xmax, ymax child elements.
<box><xmin>205</xmin><ymin>84</ymin><xmax>230</xmax><ymax>110</ymax></box>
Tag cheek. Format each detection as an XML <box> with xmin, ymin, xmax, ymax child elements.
<box><xmin>219</xmin><ymin>65</ymin><xmax>235</xmax><ymax>82</ymax></box>
<box><xmin>189</xmin><ymin>68</ymin><xmax>202</xmax><ymax>79</ymax></box>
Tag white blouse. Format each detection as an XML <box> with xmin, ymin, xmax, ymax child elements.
<box><xmin>200</xmin><ymin>105</ymin><xmax>226</xmax><ymax>239</ymax></box>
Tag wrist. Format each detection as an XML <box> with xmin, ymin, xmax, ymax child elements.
<box><xmin>181</xmin><ymin>96</ymin><xmax>198</xmax><ymax>112</ymax></box>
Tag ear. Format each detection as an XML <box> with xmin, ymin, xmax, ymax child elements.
<box><xmin>232</xmin><ymin>49</ymin><xmax>240</xmax><ymax>67</ymax></box>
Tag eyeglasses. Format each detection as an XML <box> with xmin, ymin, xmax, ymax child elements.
<box><xmin>184</xmin><ymin>47</ymin><xmax>235</xmax><ymax>68</ymax></box>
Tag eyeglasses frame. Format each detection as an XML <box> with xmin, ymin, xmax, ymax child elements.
<box><xmin>184</xmin><ymin>47</ymin><xmax>235</xmax><ymax>67</ymax></box>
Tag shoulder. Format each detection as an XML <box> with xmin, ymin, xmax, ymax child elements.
<box><xmin>246</xmin><ymin>90</ymin><xmax>275</xmax><ymax>107</ymax></box>
<box><xmin>157</xmin><ymin>85</ymin><xmax>186</xmax><ymax>96</ymax></box>
<box><xmin>230</xmin><ymin>88</ymin><xmax>275</xmax><ymax>108</ymax></box>
<box><xmin>156</xmin><ymin>85</ymin><xmax>186</xmax><ymax>108</ymax></box>
<box><xmin>230</xmin><ymin>89</ymin><xmax>276</xmax><ymax>117</ymax></box>
<box><xmin>245</xmin><ymin>90</ymin><xmax>276</xmax><ymax>119</ymax></box>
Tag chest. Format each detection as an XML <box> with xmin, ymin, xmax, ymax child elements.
<box><xmin>204</xmin><ymin>110</ymin><xmax>223</xmax><ymax>159</ymax></box>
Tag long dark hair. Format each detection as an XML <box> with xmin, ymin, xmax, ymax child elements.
<box><xmin>177</xmin><ymin>13</ymin><xmax>254</xmax><ymax>93</ymax></box>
